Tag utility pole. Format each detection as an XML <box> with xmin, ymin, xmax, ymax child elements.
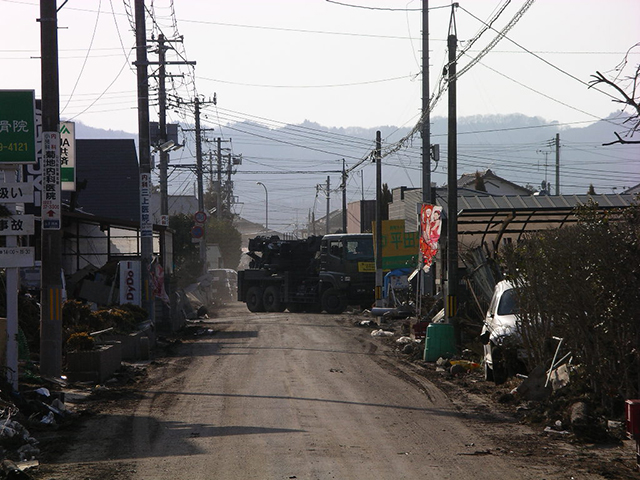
<box><xmin>194</xmin><ymin>97</ymin><xmax>206</xmax><ymax>272</ymax></box>
<box><xmin>325</xmin><ymin>176</ymin><xmax>330</xmax><ymax>235</ymax></box>
<box><xmin>341</xmin><ymin>159</ymin><xmax>347</xmax><ymax>233</ymax></box>
<box><xmin>555</xmin><ymin>133</ymin><xmax>560</xmax><ymax>195</ymax></box>
<box><xmin>226</xmin><ymin>152</ymin><xmax>233</xmax><ymax>213</ymax></box>
<box><xmin>421</xmin><ymin>0</ymin><xmax>433</xmax><ymax>297</ymax></box>
<box><xmin>150</xmin><ymin>33</ymin><xmax>194</xmax><ymax>219</ymax></box>
<box><xmin>181</xmin><ymin>96</ymin><xmax>215</xmax><ymax>271</ymax></box>
<box><xmin>375</xmin><ymin>131</ymin><xmax>383</xmax><ymax>308</ymax></box>
<box><xmin>446</xmin><ymin>23</ymin><xmax>458</xmax><ymax>321</ymax></box>
<box><xmin>158</xmin><ymin>34</ymin><xmax>169</xmax><ymax>219</ymax></box>
<box><xmin>134</xmin><ymin>0</ymin><xmax>154</xmax><ymax>324</ymax></box>
<box><xmin>39</xmin><ymin>0</ymin><xmax>63</xmax><ymax>378</ymax></box>
<box><xmin>216</xmin><ymin>137</ymin><xmax>222</xmax><ymax>219</ymax></box>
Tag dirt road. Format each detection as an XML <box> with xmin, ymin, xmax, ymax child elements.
<box><xmin>33</xmin><ymin>303</ymin><xmax>636</xmax><ymax>479</ymax></box>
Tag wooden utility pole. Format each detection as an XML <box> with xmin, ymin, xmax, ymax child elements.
<box><xmin>421</xmin><ymin>0</ymin><xmax>433</xmax><ymax>297</ymax></box>
<box><xmin>158</xmin><ymin>34</ymin><xmax>169</xmax><ymax>219</ymax></box>
<box><xmin>555</xmin><ymin>133</ymin><xmax>560</xmax><ymax>195</ymax></box>
<box><xmin>375</xmin><ymin>131</ymin><xmax>383</xmax><ymax>308</ymax></box>
<box><xmin>194</xmin><ymin>97</ymin><xmax>207</xmax><ymax>272</ymax></box>
<box><xmin>446</xmin><ymin>28</ymin><xmax>458</xmax><ymax>321</ymax></box>
<box><xmin>341</xmin><ymin>159</ymin><xmax>347</xmax><ymax>233</ymax></box>
<box><xmin>216</xmin><ymin>137</ymin><xmax>222</xmax><ymax>218</ymax></box>
<box><xmin>325</xmin><ymin>176</ymin><xmax>330</xmax><ymax>235</ymax></box>
<box><xmin>422</xmin><ymin>0</ymin><xmax>431</xmax><ymax>207</ymax></box>
<box><xmin>134</xmin><ymin>0</ymin><xmax>154</xmax><ymax>324</ymax></box>
<box><xmin>39</xmin><ymin>0</ymin><xmax>63</xmax><ymax>378</ymax></box>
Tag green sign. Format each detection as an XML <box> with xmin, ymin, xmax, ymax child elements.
<box><xmin>0</xmin><ymin>90</ymin><xmax>37</xmax><ymax>164</ymax></box>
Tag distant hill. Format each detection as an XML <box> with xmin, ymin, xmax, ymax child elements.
<box><xmin>72</xmin><ymin>113</ymin><xmax>639</xmax><ymax>230</ymax></box>
<box><xmin>72</xmin><ymin>121</ymin><xmax>138</xmax><ymax>141</ymax></box>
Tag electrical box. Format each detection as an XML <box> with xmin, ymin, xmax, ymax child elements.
<box><xmin>625</xmin><ymin>399</ymin><xmax>640</xmax><ymax>439</ymax></box>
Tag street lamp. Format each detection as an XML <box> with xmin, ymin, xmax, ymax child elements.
<box><xmin>256</xmin><ymin>181</ymin><xmax>268</xmax><ymax>232</ymax></box>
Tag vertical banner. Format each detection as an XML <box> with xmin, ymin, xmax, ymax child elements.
<box><xmin>42</xmin><ymin>131</ymin><xmax>61</xmax><ymax>230</ymax></box>
<box><xmin>419</xmin><ymin>204</ymin><xmax>443</xmax><ymax>271</ymax></box>
<box><xmin>140</xmin><ymin>172</ymin><xmax>152</xmax><ymax>237</ymax></box>
<box><xmin>60</xmin><ymin>121</ymin><xmax>76</xmax><ymax>191</ymax></box>
<box><xmin>119</xmin><ymin>260</ymin><xmax>141</xmax><ymax>306</ymax></box>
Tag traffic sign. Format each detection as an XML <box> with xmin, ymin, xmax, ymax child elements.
<box><xmin>191</xmin><ymin>225</ymin><xmax>204</xmax><ymax>239</ymax></box>
<box><xmin>194</xmin><ymin>210</ymin><xmax>207</xmax><ymax>224</ymax></box>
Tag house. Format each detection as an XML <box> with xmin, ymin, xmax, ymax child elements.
<box><xmin>63</xmin><ymin>139</ymin><xmax>140</xmax><ymax>223</ymax></box>
<box><xmin>457</xmin><ymin>169</ymin><xmax>532</xmax><ymax>196</ymax></box>
<box><xmin>150</xmin><ymin>193</ymin><xmax>199</xmax><ymax>224</ymax></box>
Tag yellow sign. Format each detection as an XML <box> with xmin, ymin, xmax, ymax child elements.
<box><xmin>358</xmin><ymin>261</ymin><xmax>375</xmax><ymax>273</ymax></box>
<box><xmin>373</xmin><ymin>219</ymin><xmax>419</xmax><ymax>269</ymax></box>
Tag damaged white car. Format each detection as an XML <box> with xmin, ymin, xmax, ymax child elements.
<box><xmin>480</xmin><ymin>280</ymin><xmax>527</xmax><ymax>384</ymax></box>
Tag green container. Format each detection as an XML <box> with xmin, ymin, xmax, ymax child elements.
<box><xmin>423</xmin><ymin>323</ymin><xmax>456</xmax><ymax>362</ymax></box>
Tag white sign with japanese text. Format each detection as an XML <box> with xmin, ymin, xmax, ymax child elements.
<box><xmin>140</xmin><ymin>172</ymin><xmax>152</xmax><ymax>237</ymax></box>
<box><xmin>0</xmin><ymin>215</ymin><xmax>35</xmax><ymax>236</ymax></box>
<box><xmin>0</xmin><ymin>246</ymin><xmax>35</xmax><ymax>267</ymax></box>
<box><xmin>60</xmin><ymin>121</ymin><xmax>75</xmax><ymax>191</ymax></box>
<box><xmin>41</xmin><ymin>131</ymin><xmax>61</xmax><ymax>230</ymax></box>
<box><xmin>0</xmin><ymin>183</ymin><xmax>33</xmax><ymax>203</ymax></box>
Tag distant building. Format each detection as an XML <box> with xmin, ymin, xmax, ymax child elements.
<box><xmin>63</xmin><ymin>139</ymin><xmax>140</xmax><ymax>223</ymax></box>
<box><xmin>457</xmin><ymin>169</ymin><xmax>532</xmax><ymax>196</ymax></box>
<box><xmin>150</xmin><ymin>193</ymin><xmax>199</xmax><ymax>224</ymax></box>
<box><xmin>347</xmin><ymin>200</ymin><xmax>375</xmax><ymax>233</ymax></box>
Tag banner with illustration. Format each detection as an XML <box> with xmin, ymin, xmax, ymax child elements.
<box><xmin>419</xmin><ymin>204</ymin><xmax>442</xmax><ymax>271</ymax></box>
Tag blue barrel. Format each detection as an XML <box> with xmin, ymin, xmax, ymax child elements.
<box><xmin>423</xmin><ymin>323</ymin><xmax>456</xmax><ymax>362</ymax></box>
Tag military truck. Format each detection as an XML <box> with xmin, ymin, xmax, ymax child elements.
<box><xmin>238</xmin><ymin>233</ymin><xmax>375</xmax><ymax>314</ymax></box>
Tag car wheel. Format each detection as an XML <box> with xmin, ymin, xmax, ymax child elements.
<box><xmin>246</xmin><ymin>286</ymin><xmax>265</xmax><ymax>312</ymax></box>
<box><xmin>263</xmin><ymin>285</ymin><xmax>284</xmax><ymax>312</ymax></box>
<box><xmin>321</xmin><ymin>288</ymin><xmax>347</xmax><ymax>314</ymax></box>
<box><xmin>491</xmin><ymin>346</ymin><xmax>507</xmax><ymax>385</ymax></box>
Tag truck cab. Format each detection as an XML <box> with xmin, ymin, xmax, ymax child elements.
<box><xmin>318</xmin><ymin>234</ymin><xmax>375</xmax><ymax>312</ymax></box>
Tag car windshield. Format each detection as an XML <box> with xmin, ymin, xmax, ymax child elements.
<box><xmin>497</xmin><ymin>288</ymin><xmax>518</xmax><ymax>315</ymax></box>
<box><xmin>344</xmin><ymin>238</ymin><xmax>374</xmax><ymax>261</ymax></box>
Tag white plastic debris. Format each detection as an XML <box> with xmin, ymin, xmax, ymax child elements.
<box><xmin>396</xmin><ymin>336</ymin><xmax>412</xmax><ymax>344</ymax></box>
<box><xmin>371</xmin><ymin>329</ymin><xmax>394</xmax><ymax>337</ymax></box>
<box><xmin>35</xmin><ymin>387</ymin><xmax>50</xmax><ymax>397</ymax></box>
<box><xmin>40</xmin><ymin>412</ymin><xmax>55</xmax><ymax>425</ymax></box>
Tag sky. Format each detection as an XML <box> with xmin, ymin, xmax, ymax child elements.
<box><xmin>1</xmin><ymin>0</ymin><xmax>639</xmax><ymax>232</ymax></box>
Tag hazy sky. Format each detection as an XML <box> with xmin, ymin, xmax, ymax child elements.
<box><xmin>1</xmin><ymin>0</ymin><xmax>639</xmax><ymax>231</ymax></box>
<box><xmin>2</xmin><ymin>0</ymin><xmax>638</xmax><ymax>130</ymax></box>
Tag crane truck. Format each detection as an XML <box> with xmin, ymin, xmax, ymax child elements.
<box><xmin>238</xmin><ymin>233</ymin><xmax>375</xmax><ymax>314</ymax></box>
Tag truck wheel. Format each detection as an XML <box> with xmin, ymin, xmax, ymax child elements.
<box><xmin>246</xmin><ymin>286</ymin><xmax>265</xmax><ymax>312</ymax></box>
<box><xmin>321</xmin><ymin>288</ymin><xmax>347</xmax><ymax>314</ymax></box>
<box><xmin>263</xmin><ymin>286</ymin><xmax>285</xmax><ymax>312</ymax></box>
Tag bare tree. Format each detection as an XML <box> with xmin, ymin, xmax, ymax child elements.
<box><xmin>589</xmin><ymin>43</ymin><xmax>640</xmax><ymax>145</ymax></box>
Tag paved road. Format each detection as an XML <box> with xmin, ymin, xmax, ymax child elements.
<box><xmin>39</xmin><ymin>303</ymin><xmax>613</xmax><ymax>479</ymax></box>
